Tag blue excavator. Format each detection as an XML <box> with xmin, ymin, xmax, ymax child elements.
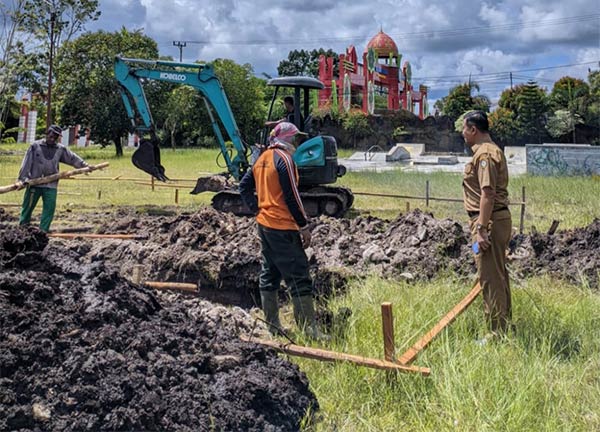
<box><xmin>114</xmin><ymin>56</ymin><xmax>353</xmax><ymax>217</ymax></box>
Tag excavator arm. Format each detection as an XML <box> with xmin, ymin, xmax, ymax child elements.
<box><xmin>114</xmin><ymin>56</ymin><xmax>250</xmax><ymax>182</ymax></box>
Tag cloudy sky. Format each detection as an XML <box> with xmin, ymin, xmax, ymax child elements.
<box><xmin>89</xmin><ymin>0</ymin><xmax>599</xmax><ymax>105</ymax></box>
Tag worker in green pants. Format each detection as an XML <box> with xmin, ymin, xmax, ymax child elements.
<box><xmin>17</xmin><ymin>125</ymin><xmax>88</xmax><ymax>232</ymax></box>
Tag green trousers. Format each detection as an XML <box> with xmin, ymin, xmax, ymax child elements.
<box><xmin>258</xmin><ymin>224</ymin><xmax>313</xmax><ymax>299</ymax></box>
<box><xmin>19</xmin><ymin>186</ymin><xmax>57</xmax><ymax>232</ymax></box>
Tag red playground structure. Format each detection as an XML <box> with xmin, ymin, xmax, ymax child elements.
<box><xmin>318</xmin><ymin>30</ymin><xmax>428</xmax><ymax>119</ymax></box>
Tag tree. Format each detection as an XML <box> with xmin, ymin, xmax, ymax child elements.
<box><xmin>489</xmin><ymin>107</ymin><xmax>521</xmax><ymax>146</ymax></box>
<box><xmin>212</xmin><ymin>58</ymin><xmax>266</xmax><ymax>142</ymax></box>
<box><xmin>516</xmin><ymin>80</ymin><xmax>548</xmax><ymax>143</ymax></box>
<box><xmin>546</xmin><ymin>109</ymin><xmax>583</xmax><ymax>142</ymax></box>
<box><xmin>437</xmin><ymin>82</ymin><xmax>490</xmax><ymax>121</ymax></box>
<box><xmin>584</xmin><ymin>70</ymin><xmax>600</xmax><ymax>131</ymax></box>
<box><xmin>19</xmin><ymin>0</ymin><xmax>100</xmax><ymax>125</ymax></box>
<box><xmin>549</xmin><ymin>76</ymin><xmax>589</xmax><ymax>114</ymax></box>
<box><xmin>55</xmin><ymin>28</ymin><xmax>159</xmax><ymax>156</ymax></box>
<box><xmin>0</xmin><ymin>0</ymin><xmax>28</xmax><ymax>131</ymax></box>
<box><xmin>277</xmin><ymin>48</ymin><xmax>338</xmax><ymax>78</ymax></box>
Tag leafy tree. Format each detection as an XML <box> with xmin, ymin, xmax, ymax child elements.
<box><xmin>546</xmin><ymin>109</ymin><xmax>583</xmax><ymax>142</ymax></box>
<box><xmin>584</xmin><ymin>70</ymin><xmax>600</xmax><ymax>130</ymax></box>
<box><xmin>18</xmin><ymin>0</ymin><xmax>100</xmax><ymax>123</ymax></box>
<box><xmin>516</xmin><ymin>80</ymin><xmax>548</xmax><ymax>143</ymax></box>
<box><xmin>55</xmin><ymin>28</ymin><xmax>159</xmax><ymax>156</ymax></box>
<box><xmin>212</xmin><ymin>58</ymin><xmax>266</xmax><ymax>142</ymax></box>
<box><xmin>549</xmin><ymin>76</ymin><xmax>589</xmax><ymax>114</ymax></box>
<box><xmin>162</xmin><ymin>86</ymin><xmax>198</xmax><ymax>149</ymax></box>
<box><xmin>498</xmin><ymin>84</ymin><xmax>527</xmax><ymax>112</ymax></box>
<box><xmin>489</xmin><ymin>107</ymin><xmax>521</xmax><ymax>146</ymax></box>
<box><xmin>277</xmin><ymin>48</ymin><xmax>338</xmax><ymax>78</ymax></box>
<box><xmin>437</xmin><ymin>82</ymin><xmax>490</xmax><ymax>121</ymax></box>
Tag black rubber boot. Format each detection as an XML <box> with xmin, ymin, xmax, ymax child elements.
<box><xmin>292</xmin><ymin>295</ymin><xmax>330</xmax><ymax>341</ymax></box>
<box><xmin>260</xmin><ymin>291</ymin><xmax>285</xmax><ymax>336</ymax></box>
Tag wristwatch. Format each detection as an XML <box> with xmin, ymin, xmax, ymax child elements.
<box><xmin>476</xmin><ymin>223</ymin><xmax>485</xmax><ymax>231</ymax></box>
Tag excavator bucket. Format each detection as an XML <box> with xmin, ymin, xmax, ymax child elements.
<box><xmin>190</xmin><ymin>174</ymin><xmax>230</xmax><ymax>195</ymax></box>
<box><xmin>132</xmin><ymin>139</ymin><xmax>168</xmax><ymax>182</ymax></box>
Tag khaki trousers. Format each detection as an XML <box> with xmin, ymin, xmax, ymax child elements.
<box><xmin>470</xmin><ymin>209</ymin><xmax>512</xmax><ymax>332</ymax></box>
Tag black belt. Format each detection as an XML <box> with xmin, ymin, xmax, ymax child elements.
<box><xmin>467</xmin><ymin>206</ymin><xmax>508</xmax><ymax>218</ymax></box>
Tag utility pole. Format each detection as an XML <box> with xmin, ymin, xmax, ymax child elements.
<box><xmin>43</xmin><ymin>0</ymin><xmax>57</xmax><ymax>130</ymax></box>
<box><xmin>510</xmin><ymin>72</ymin><xmax>513</xmax><ymax>90</ymax></box>
<box><xmin>173</xmin><ymin>41</ymin><xmax>187</xmax><ymax>62</ymax></box>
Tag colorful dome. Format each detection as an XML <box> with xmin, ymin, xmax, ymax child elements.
<box><xmin>365</xmin><ymin>30</ymin><xmax>398</xmax><ymax>56</ymax></box>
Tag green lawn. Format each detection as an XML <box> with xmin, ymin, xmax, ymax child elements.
<box><xmin>2</xmin><ymin>143</ymin><xmax>599</xmax><ymax>431</ymax></box>
<box><xmin>1</xmin><ymin>143</ymin><xmax>598</xmax><ymax>231</ymax></box>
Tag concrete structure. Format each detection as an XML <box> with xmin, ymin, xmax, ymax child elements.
<box><xmin>526</xmin><ymin>144</ymin><xmax>600</xmax><ymax>176</ymax></box>
<box><xmin>386</xmin><ymin>144</ymin><xmax>411</xmax><ymax>161</ymax></box>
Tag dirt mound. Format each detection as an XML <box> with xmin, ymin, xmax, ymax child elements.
<box><xmin>76</xmin><ymin>208</ymin><xmax>474</xmax><ymax>307</ymax></box>
<box><xmin>0</xmin><ymin>207</ymin><xmax>18</xmax><ymax>222</ymax></box>
<box><xmin>0</xmin><ymin>224</ymin><xmax>317</xmax><ymax>432</ymax></box>
<box><xmin>510</xmin><ymin>219</ymin><xmax>600</xmax><ymax>286</ymax></box>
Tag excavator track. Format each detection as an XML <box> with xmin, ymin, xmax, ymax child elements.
<box><xmin>211</xmin><ymin>186</ymin><xmax>354</xmax><ymax>218</ymax></box>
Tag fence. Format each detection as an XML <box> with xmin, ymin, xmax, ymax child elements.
<box><xmin>1</xmin><ymin>176</ymin><xmax>527</xmax><ymax>233</ymax></box>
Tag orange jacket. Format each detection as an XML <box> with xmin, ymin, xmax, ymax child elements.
<box><xmin>239</xmin><ymin>145</ymin><xmax>308</xmax><ymax>230</ymax></box>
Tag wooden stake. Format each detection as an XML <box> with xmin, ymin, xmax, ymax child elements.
<box><xmin>132</xmin><ymin>264</ymin><xmax>144</xmax><ymax>284</ymax></box>
<box><xmin>240</xmin><ymin>336</ymin><xmax>430</xmax><ymax>375</ymax></box>
<box><xmin>151</xmin><ymin>175</ymin><xmax>155</xmax><ymax>191</ymax></box>
<box><xmin>175</xmin><ymin>188</ymin><xmax>179</xmax><ymax>205</ymax></box>
<box><xmin>97</xmin><ymin>190</ymin><xmax>102</xmax><ymax>200</ymax></box>
<box><xmin>406</xmin><ymin>202</ymin><xmax>410</xmax><ymax>213</ymax></box>
<box><xmin>547</xmin><ymin>220</ymin><xmax>560</xmax><ymax>235</ymax></box>
<box><xmin>519</xmin><ymin>186</ymin><xmax>526</xmax><ymax>234</ymax></box>
<box><xmin>398</xmin><ymin>281</ymin><xmax>482</xmax><ymax>365</ymax></box>
<box><xmin>381</xmin><ymin>302</ymin><xmax>395</xmax><ymax>362</ymax></box>
<box><xmin>144</xmin><ymin>281</ymin><xmax>197</xmax><ymax>293</ymax></box>
<box><xmin>425</xmin><ymin>180</ymin><xmax>430</xmax><ymax>207</ymax></box>
<box><xmin>0</xmin><ymin>162</ymin><xmax>109</xmax><ymax>195</ymax></box>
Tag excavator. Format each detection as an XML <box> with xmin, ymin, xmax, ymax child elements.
<box><xmin>114</xmin><ymin>56</ymin><xmax>353</xmax><ymax>217</ymax></box>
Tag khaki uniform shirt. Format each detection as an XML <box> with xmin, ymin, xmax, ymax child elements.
<box><xmin>462</xmin><ymin>142</ymin><xmax>510</xmax><ymax>213</ymax></box>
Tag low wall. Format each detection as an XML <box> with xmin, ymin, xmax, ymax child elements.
<box><xmin>526</xmin><ymin>144</ymin><xmax>600</xmax><ymax>176</ymax></box>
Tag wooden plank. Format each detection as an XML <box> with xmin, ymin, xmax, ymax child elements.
<box><xmin>144</xmin><ymin>281</ymin><xmax>198</xmax><ymax>293</ymax></box>
<box><xmin>48</xmin><ymin>233</ymin><xmax>140</xmax><ymax>240</ymax></box>
<box><xmin>398</xmin><ymin>281</ymin><xmax>482</xmax><ymax>365</ymax></box>
<box><xmin>381</xmin><ymin>302</ymin><xmax>395</xmax><ymax>362</ymax></box>
<box><xmin>0</xmin><ymin>162</ymin><xmax>109</xmax><ymax>194</ymax></box>
<box><xmin>240</xmin><ymin>336</ymin><xmax>430</xmax><ymax>376</ymax></box>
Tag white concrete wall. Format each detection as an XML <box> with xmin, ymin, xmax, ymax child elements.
<box><xmin>526</xmin><ymin>144</ymin><xmax>600</xmax><ymax>176</ymax></box>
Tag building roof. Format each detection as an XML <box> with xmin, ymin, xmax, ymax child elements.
<box><xmin>365</xmin><ymin>30</ymin><xmax>399</xmax><ymax>56</ymax></box>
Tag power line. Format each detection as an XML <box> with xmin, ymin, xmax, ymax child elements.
<box><xmin>160</xmin><ymin>14</ymin><xmax>599</xmax><ymax>47</ymax></box>
<box><xmin>413</xmin><ymin>61</ymin><xmax>599</xmax><ymax>81</ymax></box>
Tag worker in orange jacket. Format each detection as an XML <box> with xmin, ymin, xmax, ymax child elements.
<box><xmin>240</xmin><ymin>122</ymin><xmax>327</xmax><ymax>340</ymax></box>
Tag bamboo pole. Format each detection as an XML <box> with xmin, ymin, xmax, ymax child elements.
<box><xmin>353</xmin><ymin>190</ymin><xmax>526</xmax><ymax>206</ymax></box>
<box><xmin>398</xmin><ymin>281</ymin><xmax>482</xmax><ymax>365</ymax></box>
<box><xmin>381</xmin><ymin>303</ymin><xmax>395</xmax><ymax>362</ymax></box>
<box><xmin>240</xmin><ymin>336</ymin><xmax>431</xmax><ymax>375</ymax></box>
<box><xmin>0</xmin><ymin>162</ymin><xmax>109</xmax><ymax>195</ymax></box>
<box><xmin>134</xmin><ymin>181</ymin><xmax>194</xmax><ymax>190</ymax></box>
<box><xmin>144</xmin><ymin>281</ymin><xmax>198</xmax><ymax>293</ymax></box>
<box><xmin>48</xmin><ymin>233</ymin><xmax>140</xmax><ymax>240</ymax></box>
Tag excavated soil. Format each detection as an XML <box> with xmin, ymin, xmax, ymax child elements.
<box><xmin>70</xmin><ymin>208</ymin><xmax>597</xmax><ymax>308</ymax></box>
<box><xmin>0</xmin><ymin>224</ymin><xmax>317</xmax><ymax>432</ymax></box>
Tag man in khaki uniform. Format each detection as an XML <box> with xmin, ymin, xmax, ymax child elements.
<box><xmin>461</xmin><ymin>111</ymin><xmax>512</xmax><ymax>334</ymax></box>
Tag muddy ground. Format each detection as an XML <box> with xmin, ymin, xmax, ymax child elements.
<box><xmin>0</xmin><ymin>224</ymin><xmax>317</xmax><ymax>432</ymax></box>
<box><xmin>55</xmin><ymin>207</ymin><xmax>599</xmax><ymax>307</ymax></box>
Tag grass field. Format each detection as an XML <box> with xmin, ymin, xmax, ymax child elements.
<box><xmin>1</xmin><ymin>143</ymin><xmax>599</xmax><ymax>431</ymax></box>
<box><xmin>1</xmin><ymin>143</ymin><xmax>598</xmax><ymax>231</ymax></box>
